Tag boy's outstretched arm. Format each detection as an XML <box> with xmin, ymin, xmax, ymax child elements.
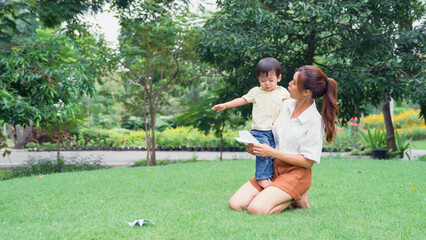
<box><xmin>211</xmin><ymin>98</ymin><xmax>248</xmax><ymax>112</ymax></box>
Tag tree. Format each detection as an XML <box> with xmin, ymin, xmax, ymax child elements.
<box><xmin>0</xmin><ymin>0</ymin><xmax>115</xmax><ymax>153</ymax></box>
<box><xmin>175</xmin><ymin>77</ymin><xmax>246</xmax><ymax>160</ymax></box>
<box><xmin>197</xmin><ymin>0</ymin><xmax>364</xmax><ymax>119</ymax></box>
<box><xmin>332</xmin><ymin>0</ymin><xmax>425</xmax><ymax>151</ymax></box>
<box><xmin>197</xmin><ymin>0</ymin><xmax>425</xmax><ymax>153</ymax></box>
<box><xmin>114</xmin><ymin>0</ymin><xmax>200</xmax><ymax>165</ymax></box>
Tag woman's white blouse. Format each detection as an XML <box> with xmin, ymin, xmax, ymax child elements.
<box><xmin>272</xmin><ymin>99</ymin><xmax>324</xmax><ymax>163</ymax></box>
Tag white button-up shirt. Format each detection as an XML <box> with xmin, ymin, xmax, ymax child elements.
<box><xmin>272</xmin><ymin>99</ymin><xmax>324</xmax><ymax>163</ymax></box>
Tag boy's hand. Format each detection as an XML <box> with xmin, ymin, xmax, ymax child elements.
<box><xmin>246</xmin><ymin>144</ymin><xmax>255</xmax><ymax>155</ymax></box>
<box><xmin>212</xmin><ymin>104</ymin><xmax>226</xmax><ymax>112</ymax></box>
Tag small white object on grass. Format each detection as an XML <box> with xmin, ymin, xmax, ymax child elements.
<box><xmin>128</xmin><ymin>219</ymin><xmax>155</xmax><ymax>227</ymax></box>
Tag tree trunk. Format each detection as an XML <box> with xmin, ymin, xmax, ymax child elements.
<box><xmin>149</xmin><ymin>110</ymin><xmax>157</xmax><ymax>166</ymax></box>
<box><xmin>56</xmin><ymin>119</ymin><xmax>61</xmax><ymax>161</ymax></box>
<box><xmin>219</xmin><ymin>120</ymin><xmax>225</xmax><ymax>161</ymax></box>
<box><xmin>381</xmin><ymin>101</ymin><xmax>397</xmax><ymax>152</ymax></box>
<box><xmin>305</xmin><ymin>17</ymin><xmax>317</xmax><ymax>65</ymax></box>
<box><xmin>306</xmin><ymin>34</ymin><xmax>316</xmax><ymax>65</ymax></box>
<box><xmin>145</xmin><ymin>130</ymin><xmax>151</xmax><ymax>166</ymax></box>
<box><xmin>9</xmin><ymin>124</ymin><xmax>32</xmax><ymax>149</ymax></box>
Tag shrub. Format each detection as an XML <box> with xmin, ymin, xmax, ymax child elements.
<box><xmin>359</xmin><ymin>128</ymin><xmax>387</xmax><ymax>149</ymax></box>
<box><xmin>394</xmin><ymin>109</ymin><xmax>425</xmax><ymax>128</ymax></box>
<box><xmin>132</xmin><ymin>158</ymin><xmax>197</xmax><ymax>167</ymax></box>
<box><xmin>325</xmin><ymin>126</ymin><xmax>363</xmax><ymax>151</ymax></box>
<box><xmin>361</xmin><ymin>109</ymin><xmax>424</xmax><ymax>129</ymax></box>
<box><xmin>78</xmin><ymin>128</ymin><xmax>111</xmax><ymax>146</ymax></box>
<box><xmin>223</xmin><ymin>129</ymin><xmax>245</xmax><ymax>148</ymax></box>
<box><xmin>361</xmin><ymin>114</ymin><xmax>385</xmax><ymax>129</ymax></box>
<box><xmin>397</xmin><ymin>126</ymin><xmax>426</xmax><ymax>141</ymax></box>
<box><xmin>1</xmin><ymin>155</ymin><xmax>107</xmax><ymax>180</ymax></box>
<box><xmin>156</xmin><ymin>127</ymin><xmax>183</xmax><ymax>148</ymax></box>
<box><xmin>392</xmin><ymin>131</ymin><xmax>412</xmax><ymax>159</ymax></box>
<box><xmin>126</xmin><ymin>131</ymin><xmax>147</xmax><ymax>146</ymax></box>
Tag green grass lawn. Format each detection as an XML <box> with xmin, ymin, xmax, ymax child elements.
<box><xmin>1</xmin><ymin>157</ymin><xmax>424</xmax><ymax>239</ymax></box>
<box><xmin>411</xmin><ymin>140</ymin><xmax>426</xmax><ymax>150</ymax></box>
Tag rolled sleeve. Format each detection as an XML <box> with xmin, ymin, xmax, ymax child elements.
<box><xmin>299</xmin><ymin>121</ymin><xmax>324</xmax><ymax>163</ymax></box>
<box><xmin>242</xmin><ymin>87</ymin><xmax>257</xmax><ymax>103</ymax></box>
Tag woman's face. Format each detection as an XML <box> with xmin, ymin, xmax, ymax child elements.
<box><xmin>288</xmin><ymin>72</ymin><xmax>302</xmax><ymax>99</ymax></box>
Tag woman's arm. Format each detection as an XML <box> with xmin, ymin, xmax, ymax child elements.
<box><xmin>248</xmin><ymin>144</ymin><xmax>315</xmax><ymax>169</ymax></box>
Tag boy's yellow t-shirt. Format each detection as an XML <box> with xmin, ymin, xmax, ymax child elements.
<box><xmin>242</xmin><ymin>86</ymin><xmax>291</xmax><ymax>131</ymax></box>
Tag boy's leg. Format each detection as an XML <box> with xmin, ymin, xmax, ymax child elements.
<box><xmin>250</xmin><ymin>130</ymin><xmax>274</xmax><ymax>187</ymax></box>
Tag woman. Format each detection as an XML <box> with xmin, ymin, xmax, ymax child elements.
<box><xmin>228</xmin><ymin>65</ymin><xmax>339</xmax><ymax>214</ymax></box>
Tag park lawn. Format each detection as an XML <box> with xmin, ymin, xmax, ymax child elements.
<box><xmin>0</xmin><ymin>157</ymin><xmax>424</xmax><ymax>239</ymax></box>
<box><xmin>411</xmin><ymin>140</ymin><xmax>426</xmax><ymax>150</ymax></box>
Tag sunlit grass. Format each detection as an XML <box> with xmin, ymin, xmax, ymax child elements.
<box><xmin>411</xmin><ymin>140</ymin><xmax>426</xmax><ymax>150</ymax></box>
<box><xmin>0</xmin><ymin>157</ymin><xmax>424</xmax><ymax>239</ymax></box>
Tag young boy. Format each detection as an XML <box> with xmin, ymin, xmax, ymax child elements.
<box><xmin>212</xmin><ymin>57</ymin><xmax>290</xmax><ymax>188</ymax></box>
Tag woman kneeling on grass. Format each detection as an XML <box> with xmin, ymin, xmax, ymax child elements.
<box><xmin>229</xmin><ymin>65</ymin><xmax>339</xmax><ymax>214</ymax></box>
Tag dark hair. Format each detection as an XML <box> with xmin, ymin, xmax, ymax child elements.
<box><xmin>296</xmin><ymin>65</ymin><xmax>339</xmax><ymax>143</ymax></box>
<box><xmin>256</xmin><ymin>57</ymin><xmax>282</xmax><ymax>78</ymax></box>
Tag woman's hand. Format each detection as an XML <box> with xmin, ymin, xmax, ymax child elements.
<box><xmin>252</xmin><ymin>143</ymin><xmax>274</xmax><ymax>157</ymax></box>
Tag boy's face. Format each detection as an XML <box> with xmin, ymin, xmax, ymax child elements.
<box><xmin>258</xmin><ymin>71</ymin><xmax>281</xmax><ymax>91</ymax></box>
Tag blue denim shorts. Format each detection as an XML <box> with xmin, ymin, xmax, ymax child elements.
<box><xmin>251</xmin><ymin>130</ymin><xmax>275</xmax><ymax>180</ymax></box>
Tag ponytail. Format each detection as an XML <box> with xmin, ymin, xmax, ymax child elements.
<box><xmin>321</xmin><ymin>78</ymin><xmax>339</xmax><ymax>143</ymax></box>
<box><xmin>296</xmin><ymin>65</ymin><xmax>339</xmax><ymax>143</ymax></box>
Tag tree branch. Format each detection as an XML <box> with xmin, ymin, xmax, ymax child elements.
<box><xmin>312</xmin><ymin>60</ymin><xmax>330</xmax><ymax>70</ymax></box>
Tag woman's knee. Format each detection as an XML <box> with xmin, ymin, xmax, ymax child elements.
<box><xmin>247</xmin><ymin>202</ymin><xmax>269</xmax><ymax>215</ymax></box>
<box><xmin>228</xmin><ymin>198</ymin><xmax>246</xmax><ymax>211</ymax></box>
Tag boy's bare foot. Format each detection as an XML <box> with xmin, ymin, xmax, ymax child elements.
<box><xmin>257</xmin><ymin>179</ymin><xmax>272</xmax><ymax>189</ymax></box>
<box><xmin>291</xmin><ymin>192</ymin><xmax>310</xmax><ymax>209</ymax></box>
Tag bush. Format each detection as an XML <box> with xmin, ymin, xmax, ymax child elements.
<box><xmin>126</xmin><ymin>131</ymin><xmax>146</xmax><ymax>146</ymax></box>
<box><xmin>156</xmin><ymin>127</ymin><xmax>189</xmax><ymax>148</ymax></box>
<box><xmin>132</xmin><ymin>158</ymin><xmax>197</xmax><ymax>167</ymax></box>
<box><xmin>78</xmin><ymin>128</ymin><xmax>111</xmax><ymax>147</ymax></box>
<box><xmin>397</xmin><ymin>126</ymin><xmax>426</xmax><ymax>141</ymax></box>
<box><xmin>155</xmin><ymin>127</ymin><xmax>245</xmax><ymax>149</ymax></box>
<box><xmin>324</xmin><ymin>126</ymin><xmax>363</xmax><ymax>152</ymax></box>
<box><xmin>394</xmin><ymin>109</ymin><xmax>425</xmax><ymax>128</ymax></box>
<box><xmin>1</xmin><ymin>155</ymin><xmax>107</xmax><ymax>180</ymax></box>
<box><xmin>361</xmin><ymin>109</ymin><xmax>424</xmax><ymax>129</ymax></box>
<box><xmin>120</xmin><ymin>115</ymin><xmax>145</xmax><ymax>130</ymax></box>
<box><xmin>359</xmin><ymin>128</ymin><xmax>387</xmax><ymax>149</ymax></box>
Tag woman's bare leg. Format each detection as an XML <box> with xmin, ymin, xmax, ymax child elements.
<box><xmin>228</xmin><ymin>181</ymin><xmax>260</xmax><ymax>211</ymax></box>
<box><xmin>247</xmin><ymin>186</ymin><xmax>294</xmax><ymax>215</ymax></box>
<box><xmin>291</xmin><ymin>192</ymin><xmax>310</xmax><ymax>209</ymax></box>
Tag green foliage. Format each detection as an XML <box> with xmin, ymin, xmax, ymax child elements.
<box><xmin>77</xmin><ymin>128</ymin><xmax>113</xmax><ymax>147</ymax></box>
<box><xmin>0</xmin><ymin>28</ymin><xmax>110</xmax><ymax>126</ymax></box>
<box><xmin>392</xmin><ymin>131</ymin><xmax>412</xmax><ymax>159</ymax></box>
<box><xmin>0</xmin><ymin>130</ymin><xmax>10</xmax><ymax>157</ymax></box>
<box><xmin>155</xmin><ymin>127</ymin><xmax>190</xmax><ymax>148</ymax></box>
<box><xmin>1</xmin><ymin>155</ymin><xmax>107</xmax><ymax>180</ymax></box>
<box><xmin>397</xmin><ymin>126</ymin><xmax>426</xmax><ymax>141</ymax></box>
<box><xmin>359</xmin><ymin>128</ymin><xmax>387</xmax><ymax>149</ymax></box>
<box><xmin>197</xmin><ymin>0</ymin><xmax>425</xmax><ymax>123</ymax></box>
<box><xmin>324</xmin><ymin>127</ymin><xmax>363</xmax><ymax>152</ymax></box>
<box><xmin>0</xmin><ymin>1</ymin><xmax>38</xmax><ymax>45</ymax></box>
<box><xmin>114</xmin><ymin>0</ymin><xmax>202</xmax><ymax>165</ymax></box>
<box><xmin>132</xmin><ymin>158</ymin><xmax>197</xmax><ymax>167</ymax></box>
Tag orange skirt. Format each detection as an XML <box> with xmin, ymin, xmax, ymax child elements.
<box><xmin>249</xmin><ymin>159</ymin><xmax>312</xmax><ymax>201</ymax></box>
